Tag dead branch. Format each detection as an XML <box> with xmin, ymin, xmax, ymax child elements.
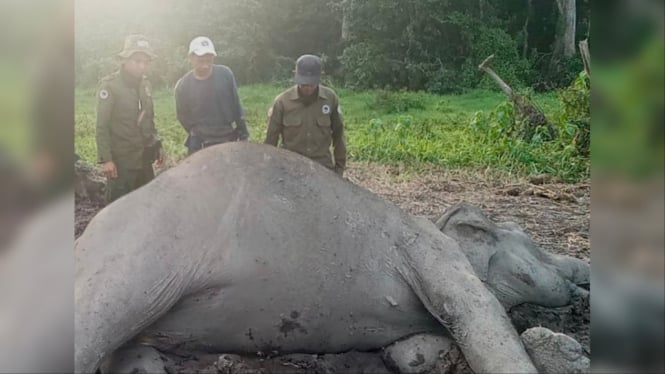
<box><xmin>478</xmin><ymin>55</ymin><xmax>514</xmax><ymax>97</ymax></box>
<box><xmin>478</xmin><ymin>54</ymin><xmax>556</xmax><ymax>140</ymax></box>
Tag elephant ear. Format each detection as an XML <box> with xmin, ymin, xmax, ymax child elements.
<box><xmin>435</xmin><ymin>202</ymin><xmax>501</xmax><ymax>281</ymax></box>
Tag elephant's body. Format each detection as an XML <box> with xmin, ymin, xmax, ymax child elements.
<box><xmin>76</xmin><ymin>142</ymin><xmax>587</xmax><ymax>373</ymax></box>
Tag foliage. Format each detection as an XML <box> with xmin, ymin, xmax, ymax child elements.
<box><xmin>447</xmin><ymin>14</ymin><xmax>532</xmax><ymax>92</ymax></box>
<box><xmin>338</xmin><ymin>0</ymin><xmax>587</xmax><ymax>94</ymax></box>
<box><xmin>76</xmin><ymin>85</ymin><xmax>584</xmax><ymax>180</ymax></box>
<box><xmin>339</xmin><ymin>1</ymin><xmax>533</xmax><ymax>94</ymax></box>
<box><xmin>75</xmin><ymin>0</ymin><xmax>342</xmax><ymax>88</ymax></box>
<box><xmin>467</xmin><ymin>72</ymin><xmax>591</xmax><ymax>182</ymax></box>
<box><xmin>557</xmin><ymin>70</ymin><xmax>590</xmax><ymax>156</ymax></box>
<box><xmin>75</xmin><ymin>0</ymin><xmax>590</xmax><ymax>93</ymax></box>
<box><xmin>74</xmin><ymin>0</ymin><xmax>593</xmax><ymax>182</ymax></box>
<box><xmin>539</xmin><ymin>55</ymin><xmax>586</xmax><ymax>91</ymax></box>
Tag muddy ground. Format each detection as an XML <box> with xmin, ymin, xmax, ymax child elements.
<box><xmin>75</xmin><ymin>161</ymin><xmax>590</xmax><ymax>373</ymax></box>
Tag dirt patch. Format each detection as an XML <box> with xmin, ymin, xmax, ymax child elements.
<box><xmin>74</xmin><ymin>161</ymin><xmax>590</xmax><ymax>373</ymax></box>
<box><xmin>345</xmin><ymin>162</ymin><xmax>590</xmax><ymax>260</ymax></box>
<box><xmin>161</xmin><ymin>351</ymin><xmax>392</xmax><ymax>374</ymax></box>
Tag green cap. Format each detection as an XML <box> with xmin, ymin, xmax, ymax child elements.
<box><xmin>117</xmin><ymin>34</ymin><xmax>157</xmax><ymax>59</ymax></box>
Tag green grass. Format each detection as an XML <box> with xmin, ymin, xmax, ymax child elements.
<box><xmin>75</xmin><ymin>84</ymin><xmax>578</xmax><ymax>179</ymax></box>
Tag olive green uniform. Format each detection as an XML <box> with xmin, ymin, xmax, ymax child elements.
<box><xmin>96</xmin><ymin>70</ymin><xmax>160</xmax><ymax>202</ymax></box>
<box><xmin>264</xmin><ymin>85</ymin><xmax>346</xmax><ymax>175</ymax></box>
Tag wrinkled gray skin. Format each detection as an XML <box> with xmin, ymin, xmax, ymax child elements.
<box><xmin>521</xmin><ymin>327</ymin><xmax>590</xmax><ymax>373</ymax></box>
<box><xmin>382</xmin><ymin>326</ymin><xmax>590</xmax><ymax>374</ymax></box>
<box><xmin>433</xmin><ymin>203</ymin><xmax>590</xmax><ymax>310</ymax></box>
<box><xmin>76</xmin><ymin>143</ymin><xmax>586</xmax><ymax>373</ymax></box>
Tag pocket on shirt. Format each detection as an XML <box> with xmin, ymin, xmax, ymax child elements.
<box><xmin>283</xmin><ymin>113</ymin><xmax>303</xmax><ymax>127</ymax></box>
<box><xmin>316</xmin><ymin>115</ymin><xmax>331</xmax><ymax>128</ymax></box>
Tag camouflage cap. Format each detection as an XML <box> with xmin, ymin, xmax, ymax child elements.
<box><xmin>118</xmin><ymin>34</ymin><xmax>157</xmax><ymax>59</ymax></box>
<box><xmin>294</xmin><ymin>54</ymin><xmax>322</xmax><ymax>85</ymax></box>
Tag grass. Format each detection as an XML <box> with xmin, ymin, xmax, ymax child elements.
<box><xmin>75</xmin><ymin>84</ymin><xmax>577</xmax><ymax>180</ymax></box>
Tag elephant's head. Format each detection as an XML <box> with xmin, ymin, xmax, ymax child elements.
<box><xmin>434</xmin><ymin>202</ymin><xmax>589</xmax><ymax>309</ymax></box>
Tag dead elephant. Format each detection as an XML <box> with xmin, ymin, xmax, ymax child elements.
<box><xmin>75</xmin><ymin>142</ymin><xmax>589</xmax><ymax>373</ymax></box>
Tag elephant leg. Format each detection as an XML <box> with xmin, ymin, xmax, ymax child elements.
<box><xmin>401</xmin><ymin>226</ymin><xmax>538</xmax><ymax>373</ymax></box>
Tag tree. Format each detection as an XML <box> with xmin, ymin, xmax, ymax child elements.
<box><xmin>552</xmin><ymin>0</ymin><xmax>577</xmax><ymax>60</ymax></box>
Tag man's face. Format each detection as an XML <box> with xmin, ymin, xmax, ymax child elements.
<box><xmin>189</xmin><ymin>54</ymin><xmax>215</xmax><ymax>75</ymax></box>
<box><xmin>298</xmin><ymin>84</ymin><xmax>318</xmax><ymax>97</ymax></box>
<box><xmin>123</xmin><ymin>52</ymin><xmax>152</xmax><ymax>79</ymax></box>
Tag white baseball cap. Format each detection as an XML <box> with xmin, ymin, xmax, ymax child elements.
<box><xmin>188</xmin><ymin>36</ymin><xmax>217</xmax><ymax>56</ymax></box>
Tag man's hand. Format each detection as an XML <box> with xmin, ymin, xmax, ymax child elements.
<box><xmin>153</xmin><ymin>148</ymin><xmax>166</xmax><ymax>168</ymax></box>
<box><xmin>100</xmin><ymin>161</ymin><xmax>117</xmax><ymax>178</ymax></box>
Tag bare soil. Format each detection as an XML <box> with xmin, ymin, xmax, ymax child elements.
<box><xmin>75</xmin><ymin>161</ymin><xmax>590</xmax><ymax>373</ymax></box>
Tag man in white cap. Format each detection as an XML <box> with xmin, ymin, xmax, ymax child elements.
<box><xmin>175</xmin><ymin>36</ymin><xmax>249</xmax><ymax>155</ymax></box>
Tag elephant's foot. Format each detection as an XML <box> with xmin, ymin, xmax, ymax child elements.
<box><xmin>521</xmin><ymin>327</ymin><xmax>590</xmax><ymax>374</ymax></box>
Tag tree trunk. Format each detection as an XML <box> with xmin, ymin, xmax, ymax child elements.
<box><xmin>579</xmin><ymin>39</ymin><xmax>591</xmax><ymax>77</ymax></box>
<box><xmin>341</xmin><ymin>0</ymin><xmax>351</xmax><ymax>42</ymax></box>
<box><xmin>555</xmin><ymin>0</ymin><xmax>577</xmax><ymax>58</ymax></box>
<box><xmin>522</xmin><ymin>0</ymin><xmax>533</xmax><ymax>59</ymax></box>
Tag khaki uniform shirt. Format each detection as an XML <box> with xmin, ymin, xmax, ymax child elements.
<box><xmin>96</xmin><ymin>70</ymin><xmax>159</xmax><ymax>170</ymax></box>
<box><xmin>265</xmin><ymin>85</ymin><xmax>346</xmax><ymax>174</ymax></box>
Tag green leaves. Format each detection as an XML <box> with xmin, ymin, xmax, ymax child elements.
<box><xmin>462</xmin><ymin>76</ymin><xmax>591</xmax><ymax>182</ymax></box>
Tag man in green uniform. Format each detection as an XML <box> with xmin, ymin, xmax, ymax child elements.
<box><xmin>96</xmin><ymin>34</ymin><xmax>164</xmax><ymax>203</ymax></box>
<box><xmin>264</xmin><ymin>54</ymin><xmax>346</xmax><ymax>176</ymax></box>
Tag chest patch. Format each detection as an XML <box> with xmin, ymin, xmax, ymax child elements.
<box><xmin>99</xmin><ymin>89</ymin><xmax>109</xmax><ymax>100</ymax></box>
<box><xmin>322</xmin><ymin>104</ymin><xmax>331</xmax><ymax>115</ymax></box>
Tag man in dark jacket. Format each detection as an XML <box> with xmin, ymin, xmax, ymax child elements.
<box><xmin>96</xmin><ymin>34</ymin><xmax>164</xmax><ymax>203</ymax></box>
<box><xmin>175</xmin><ymin>36</ymin><xmax>249</xmax><ymax>155</ymax></box>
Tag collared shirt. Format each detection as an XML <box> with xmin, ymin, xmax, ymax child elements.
<box><xmin>264</xmin><ymin>85</ymin><xmax>346</xmax><ymax>173</ymax></box>
<box><xmin>95</xmin><ymin>69</ymin><xmax>158</xmax><ymax>169</ymax></box>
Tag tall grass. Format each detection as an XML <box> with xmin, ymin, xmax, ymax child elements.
<box><xmin>75</xmin><ymin>84</ymin><xmax>588</xmax><ymax>182</ymax></box>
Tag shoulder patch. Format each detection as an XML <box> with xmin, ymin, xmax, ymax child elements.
<box><xmin>98</xmin><ymin>89</ymin><xmax>109</xmax><ymax>100</ymax></box>
<box><xmin>337</xmin><ymin>104</ymin><xmax>342</xmax><ymax>114</ymax></box>
<box><xmin>267</xmin><ymin>106</ymin><xmax>273</xmax><ymax>118</ymax></box>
